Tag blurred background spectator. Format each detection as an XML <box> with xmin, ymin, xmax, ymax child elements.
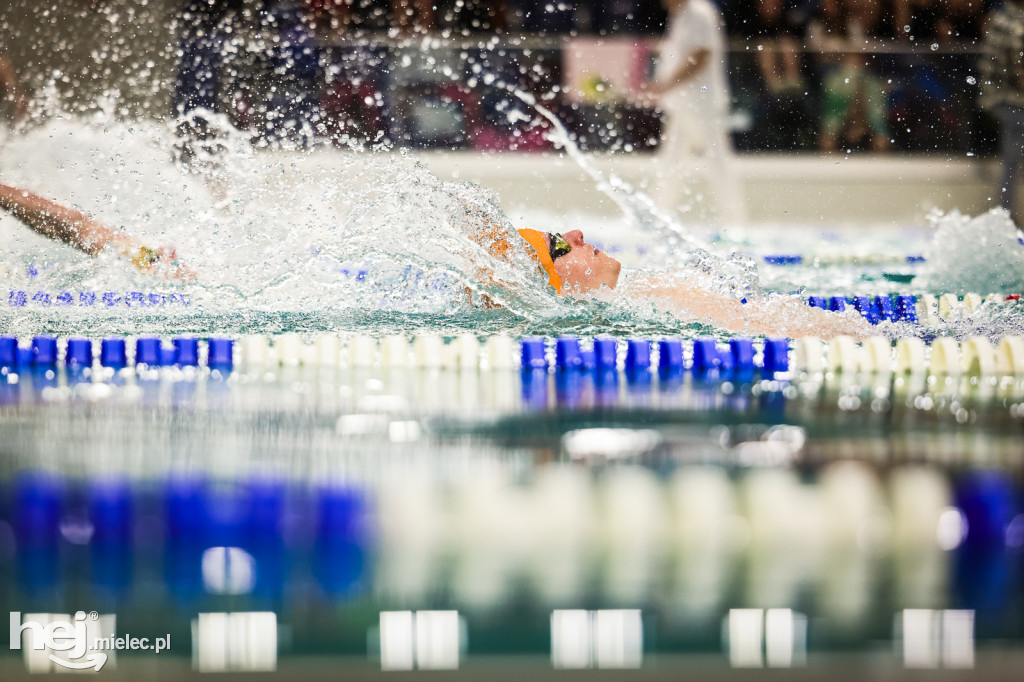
<box><xmin>166</xmin><ymin>0</ymin><xmax>1000</xmax><ymax>159</ymax></box>
<box><xmin>846</xmin><ymin>0</ymin><xmax>897</xmax><ymax>41</ymax></box>
<box><xmin>819</xmin><ymin>52</ymin><xmax>891</xmax><ymax>152</ymax></box>
<box><xmin>979</xmin><ymin>0</ymin><xmax>1024</xmax><ymax>223</ymax></box>
<box><xmin>262</xmin><ymin>3</ymin><xmax>322</xmax><ymax>142</ymax></box>
<box><xmin>805</xmin><ymin>0</ymin><xmax>851</xmax><ymax>51</ymax></box>
<box><xmin>436</xmin><ymin>0</ymin><xmax>507</xmax><ymax>35</ymax></box>
<box><xmin>0</xmin><ymin>52</ymin><xmax>29</xmax><ymax>124</ymax></box>
<box><xmin>175</xmin><ymin>0</ymin><xmax>246</xmax><ymax>117</ymax></box>
<box><xmin>651</xmin><ymin>0</ymin><xmax>744</xmax><ymax>224</ymax></box>
<box><xmin>744</xmin><ymin>1</ymin><xmax>816</xmax><ymax>149</ymax></box>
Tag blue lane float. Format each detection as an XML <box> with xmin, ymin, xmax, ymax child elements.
<box><xmin>658</xmin><ymin>339</ymin><xmax>684</xmax><ymax>370</ymax></box>
<box><xmin>579</xmin><ymin>346</ymin><xmax>596</xmax><ymax>370</ymax></box>
<box><xmin>691</xmin><ymin>338</ymin><xmax>720</xmax><ymax>372</ymax></box>
<box><xmin>160</xmin><ymin>344</ymin><xmax>177</xmax><ymax>366</ymax></box>
<box><xmin>101</xmin><ymin>338</ymin><xmax>128</xmax><ymax>369</ymax></box>
<box><xmin>555</xmin><ymin>336</ymin><xmax>583</xmax><ymax>370</ymax></box>
<box><xmin>1</xmin><ymin>334</ymin><xmax>789</xmax><ymax>377</ymax></box>
<box><xmin>876</xmin><ymin>295</ymin><xmax>896</xmax><ymax>322</ymax></box>
<box><xmin>828</xmin><ymin>296</ymin><xmax>848</xmax><ymax>313</ymax></box>
<box><xmin>625</xmin><ymin>339</ymin><xmax>651</xmax><ymax>370</ymax></box>
<box><xmin>730</xmin><ymin>338</ymin><xmax>756</xmax><ymax>372</ymax></box>
<box><xmin>895</xmin><ymin>295</ymin><xmax>918</xmax><ymax>323</ymax></box>
<box><xmin>755</xmin><ymin>254</ymin><xmax>926</xmax><ymax>266</ymax></box>
<box><xmin>0</xmin><ymin>336</ymin><xmax>238</xmax><ymax>372</ymax></box>
<box><xmin>30</xmin><ymin>335</ymin><xmax>58</xmax><ymax>366</ymax></box>
<box><xmin>852</xmin><ymin>297</ymin><xmax>880</xmax><ymax>325</ymax></box>
<box><xmin>208</xmin><ymin>338</ymin><xmax>234</xmax><ymax>371</ymax></box>
<box><xmin>762</xmin><ymin>338</ymin><xmax>790</xmax><ymax>374</ymax></box>
<box><xmin>806</xmin><ymin>293</ymin><xmax>1024</xmax><ymax>325</ymax></box>
<box><xmin>519</xmin><ymin>338</ymin><xmax>547</xmax><ymax>370</ymax></box>
<box><xmin>718</xmin><ymin>345</ymin><xmax>735</xmax><ymax>372</ymax></box>
<box><xmin>763</xmin><ymin>255</ymin><xmax>803</xmax><ymax>266</ymax></box>
<box><xmin>136</xmin><ymin>337</ymin><xmax>163</xmax><ymax>367</ymax></box>
<box><xmin>810</xmin><ymin>294</ymin><xmax>911</xmax><ymax>325</ymax></box>
<box><xmin>65</xmin><ymin>338</ymin><xmax>93</xmax><ymax>367</ymax></box>
<box><xmin>0</xmin><ymin>336</ymin><xmax>17</xmax><ymax>368</ymax></box>
<box><xmin>174</xmin><ymin>338</ymin><xmax>200</xmax><ymax>367</ymax></box>
<box><xmin>593</xmin><ymin>337</ymin><xmax>618</xmax><ymax>370</ymax></box>
<box><xmin>31</xmin><ymin>336</ymin><xmax>58</xmax><ymax>366</ymax></box>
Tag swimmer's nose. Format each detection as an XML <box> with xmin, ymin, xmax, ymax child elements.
<box><xmin>564</xmin><ymin>230</ymin><xmax>585</xmax><ymax>246</ymax></box>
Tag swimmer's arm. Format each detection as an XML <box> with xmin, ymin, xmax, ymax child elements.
<box><xmin>0</xmin><ymin>183</ymin><xmax>195</xmax><ymax>282</ymax></box>
<box><xmin>625</xmin><ymin>277</ymin><xmax>874</xmax><ymax>340</ymax></box>
<box><xmin>0</xmin><ymin>182</ymin><xmax>119</xmax><ymax>255</ymax></box>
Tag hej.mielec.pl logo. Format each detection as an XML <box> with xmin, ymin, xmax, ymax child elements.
<box><xmin>10</xmin><ymin>610</ymin><xmax>171</xmax><ymax>672</ymax></box>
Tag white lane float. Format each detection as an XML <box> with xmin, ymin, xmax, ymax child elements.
<box><xmin>859</xmin><ymin>336</ymin><xmax>892</xmax><ymax>373</ymax></box>
<box><xmin>895</xmin><ymin>337</ymin><xmax>927</xmax><ymax>374</ymax></box>
<box><xmin>793</xmin><ymin>337</ymin><xmax>825</xmax><ymax>373</ymax></box>
<box><xmin>827</xmin><ymin>336</ymin><xmax>859</xmax><ymax>374</ymax></box>
<box><xmin>928</xmin><ymin>337</ymin><xmax>961</xmax><ymax>376</ymax></box>
<box><xmin>348</xmin><ymin>335</ymin><xmax>377</xmax><ymax>367</ymax></box>
<box><xmin>961</xmin><ymin>336</ymin><xmax>997</xmax><ymax>376</ymax></box>
<box><xmin>381</xmin><ymin>335</ymin><xmax>410</xmax><ymax>367</ymax></box>
<box><xmin>996</xmin><ymin>336</ymin><xmax>1024</xmax><ymax>375</ymax></box>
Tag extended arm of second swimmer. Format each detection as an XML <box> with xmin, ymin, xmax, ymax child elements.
<box><xmin>0</xmin><ymin>183</ymin><xmax>196</xmax><ymax>282</ymax></box>
<box><xmin>623</xmin><ymin>277</ymin><xmax>876</xmax><ymax>340</ymax></box>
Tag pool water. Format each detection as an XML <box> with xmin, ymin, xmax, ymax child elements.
<box><xmin>2</xmin><ymin>115</ymin><xmax>1024</xmax><ymax>678</ymax></box>
<box><xmin>1</xmin><ymin>331</ymin><xmax>1023</xmax><ymax>676</ymax></box>
<box><xmin>4</xmin><ymin>115</ymin><xmax>1024</xmax><ymax>341</ymax></box>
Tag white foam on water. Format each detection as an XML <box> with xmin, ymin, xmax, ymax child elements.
<box><xmin>0</xmin><ymin>106</ymin><xmax>766</xmax><ymax>338</ymax></box>
<box><xmin>0</xmin><ymin>112</ymin><xmax>572</xmax><ymax>330</ymax></box>
<box><xmin>918</xmin><ymin>209</ymin><xmax>1024</xmax><ymax>295</ymax></box>
<box><xmin>3</xmin><ymin>107</ymin><xmax>1024</xmax><ymax>341</ymax></box>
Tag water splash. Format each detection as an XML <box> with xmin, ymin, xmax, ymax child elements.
<box><xmin>3</xmin><ymin>105</ymin><xmax>1024</xmax><ymax>342</ymax></box>
<box><xmin>513</xmin><ymin>87</ymin><xmax>763</xmax><ymax>302</ymax></box>
<box><xmin>918</xmin><ymin>209</ymin><xmax>1024</xmax><ymax>295</ymax></box>
<box><xmin>0</xmin><ymin>111</ymin><xmax>584</xmax><ymax>335</ymax></box>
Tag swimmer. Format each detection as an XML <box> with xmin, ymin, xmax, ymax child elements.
<box><xmin>515</xmin><ymin>227</ymin><xmax>875</xmax><ymax>339</ymax></box>
<box><xmin>0</xmin><ymin>180</ymin><xmax>870</xmax><ymax>338</ymax></box>
<box><xmin>0</xmin><ymin>182</ymin><xmax>195</xmax><ymax>282</ymax></box>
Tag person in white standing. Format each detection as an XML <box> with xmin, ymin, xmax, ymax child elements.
<box><xmin>649</xmin><ymin>0</ymin><xmax>745</xmax><ymax>226</ymax></box>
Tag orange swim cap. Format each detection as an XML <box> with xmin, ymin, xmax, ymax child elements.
<box><xmin>517</xmin><ymin>228</ymin><xmax>563</xmax><ymax>293</ymax></box>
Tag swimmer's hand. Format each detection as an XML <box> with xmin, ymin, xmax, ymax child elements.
<box><xmin>0</xmin><ymin>182</ymin><xmax>197</xmax><ymax>282</ymax></box>
<box><xmin>125</xmin><ymin>244</ymin><xmax>197</xmax><ymax>283</ymax></box>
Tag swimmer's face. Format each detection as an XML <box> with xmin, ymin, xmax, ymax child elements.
<box><xmin>552</xmin><ymin>230</ymin><xmax>621</xmax><ymax>293</ymax></box>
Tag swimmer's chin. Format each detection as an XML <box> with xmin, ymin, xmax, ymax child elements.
<box><xmin>560</xmin><ymin>282</ymin><xmax>619</xmax><ymax>299</ymax></box>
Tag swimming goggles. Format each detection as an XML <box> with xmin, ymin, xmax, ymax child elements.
<box><xmin>549</xmin><ymin>233</ymin><xmax>572</xmax><ymax>260</ymax></box>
